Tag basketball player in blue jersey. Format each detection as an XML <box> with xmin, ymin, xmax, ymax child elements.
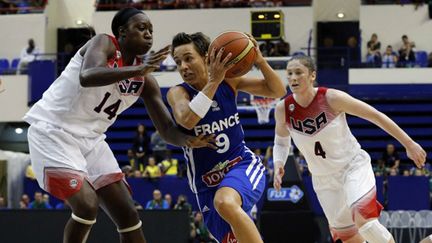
<box><xmin>167</xmin><ymin>32</ymin><xmax>286</xmax><ymax>243</ymax></box>
<box><xmin>24</xmin><ymin>8</ymin><xmax>214</xmax><ymax>243</ymax></box>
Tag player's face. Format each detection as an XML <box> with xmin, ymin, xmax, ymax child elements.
<box><xmin>173</xmin><ymin>43</ymin><xmax>208</xmax><ymax>86</ymax></box>
<box><xmin>123</xmin><ymin>14</ymin><xmax>153</xmax><ymax>55</ymax></box>
<box><xmin>286</xmin><ymin>60</ymin><xmax>315</xmax><ymax>94</ymax></box>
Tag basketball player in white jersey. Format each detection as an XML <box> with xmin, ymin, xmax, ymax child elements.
<box><xmin>23</xmin><ymin>8</ymin><xmax>214</xmax><ymax>243</ymax></box>
<box><xmin>272</xmin><ymin>55</ymin><xmax>426</xmax><ymax>243</ymax></box>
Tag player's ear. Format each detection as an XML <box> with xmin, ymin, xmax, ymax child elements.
<box><xmin>205</xmin><ymin>53</ymin><xmax>209</xmax><ymax>65</ymax></box>
<box><xmin>119</xmin><ymin>26</ymin><xmax>127</xmax><ymax>38</ymax></box>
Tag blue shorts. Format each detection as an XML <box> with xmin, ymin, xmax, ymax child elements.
<box><xmin>196</xmin><ymin>159</ymin><xmax>266</xmax><ymax>242</ymax></box>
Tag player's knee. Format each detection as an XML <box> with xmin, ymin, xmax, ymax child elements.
<box><xmin>116</xmin><ymin>206</ymin><xmax>140</xmax><ymax>228</ymax></box>
<box><xmin>214</xmin><ymin>196</ymin><xmax>239</xmax><ymax>218</ymax></box>
<box><xmin>70</xmin><ymin>195</ymin><xmax>99</xmax><ymax>219</ymax></box>
<box><xmin>350</xmin><ymin>188</ymin><xmax>383</xmax><ymax>226</ymax></box>
<box><xmin>358</xmin><ymin>219</ymin><xmax>393</xmax><ymax>243</ymax></box>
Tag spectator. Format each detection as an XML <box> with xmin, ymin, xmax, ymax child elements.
<box><xmin>142</xmin><ymin>156</ymin><xmax>162</xmax><ymax>179</ymax></box>
<box><xmin>25</xmin><ymin>164</ymin><xmax>36</xmax><ymax>180</ymax></box>
<box><xmin>0</xmin><ymin>196</ymin><xmax>7</xmax><ymax>209</ymax></box>
<box><xmin>151</xmin><ymin>130</ymin><xmax>168</xmax><ymax>163</ymax></box>
<box><xmin>159</xmin><ymin>150</ymin><xmax>178</xmax><ymax>176</ymax></box>
<box><xmin>193</xmin><ymin>211</ymin><xmax>213</xmax><ymax>242</ymax></box>
<box><xmin>127</xmin><ymin>149</ymin><xmax>137</xmax><ymax>171</ymax></box>
<box><xmin>164</xmin><ymin>193</ymin><xmax>174</xmax><ymax>209</ymax></box>
<box><xmin>145</xmin><ymin>189</ymin><xmax>169</xmax><ymax>209</ymax></box>
<box><xmin>28</xmin><ymin>191</ymin><xmax>52</xmax><ymax>209</ymax></box>
<box><xmin>19</xmin><ymin>200</ymin><xmax>28</xmax><ymax>209</ymax></box>
<box><xmin>379</xmin><ymin>143</ymin><xmax>400</xmax><ymax>173</ymax></box>
<box><xmin>43</xmin><ymin>193</ymin><xmax>53</xmax><ymax>208</ymax></box>
<box><xmin>274</xmin><ymin>38</ymin><xmax>290</xmax><ymax>56</ymax></box>
<box><xmin>366</xmin><ymin>33</ymin><xmax>381</xmax><ymax>66</ymax></box>
<box><xmin>398</xmin><ymin>34</ymin><xmax>416</xmax><ymax>67</ymax></box>
<box><xmin>381</xmin><ymin>45</ymin><xmax>398</xmax><ymax>68</ymax></box>
<box><xmin>21</xmin><ymin>194</ymin><xmax>30</xmax><ymax>208</ymax></box>
<box><xmin>130</xmin><ymin>169</ymin><xmax>142</xmax><ymax>178</ymax></box>
<box><xmin>413</xmin><ymin>168</ymin><xmax>424</xmax><ymax>176</ymax></box>
<box><xmin>174</xmin><ymin>194</ymin><xmax>192</xmax><ymax>214</ymax></box>
<box><xmin>347</xmin><ymin>36</ymin><xmax>360</xmax><ymax>67</ymax></box>
<box><xmin>373</xmin><ymin>159</ymin><xmax>386</xmax><ymax>177</ymax></box>
<box><xmin>121</xmin><ymin>165</ymin><xmax>132</xmax><ymax>177</ymax></box>
<box><xmin>402</xmin><ymin>169</ymin><xmax>410</xmax><ymax>176</ymax></box>
<box><xmin>132</xmin><ymin>124</ymin><xmax>150</xmax><ymax>171</ymax></box>
<box><xmin>17</xmin><ymin>38</ymin><xmax>40</xmax><ymax>74</ymax></box>
<box><xmin>389</xmin><ymin>168</ymin><xmax>398</xmax><ymax>176</ymax></box>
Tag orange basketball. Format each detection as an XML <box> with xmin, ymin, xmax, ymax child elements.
<box><xmin>209</xmin><ymin>31</ymin><xmax>257</xmax><ymax>78</ymax></box>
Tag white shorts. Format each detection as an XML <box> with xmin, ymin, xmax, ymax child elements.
<box><xmin>312</xmin><ymin>150</ymin><xmax>379</xmax><ymax>229</ymax></box>
<box><xmin>27</xmin><ymin>121</ymin><xmax>123</xmax><ymax>200</ymax></box>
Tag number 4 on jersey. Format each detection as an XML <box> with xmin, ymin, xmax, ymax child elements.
<box><xmin>94</xmin><ymin>92</ymin><xmax>121</xmax><ymax>120</ymax></box>
<box><xmin>314</xmin><ymin>141</ymin><xmax>326</xmax><ymax>158</ymax></box>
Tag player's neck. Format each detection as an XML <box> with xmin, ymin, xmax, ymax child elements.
<box><xmin>294</xmin><ymin>87</ymin><xmax>318</xmax><ymax>107</ymax></box>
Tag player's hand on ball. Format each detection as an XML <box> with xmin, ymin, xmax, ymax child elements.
<box><xmin>244</xmin><ymin>33</ymin><xmax>264</xmax><ymax>65</ymax></box>
<box><xmin>139</xmin><ymin>45</ymin><xmax>171</xmax><ymax>76</ymax></box>
<box><xmin>207</xmin><ymin>47</ymin><xmax>234</xmax><ymax>83</ymax></box>
<box><xmin>406</xmin><ymin>141</ymin><xmax>427</xmax><ymax>168</ymax></box>
<box><xmin>273</xmin><ymin>161</ymin><xmax>285</xmax><ymax>192</ymax></box>
<box><xmin>185</xmin><ymin>134</ymin><xmax>217</xmax><ymax>149</ymax></box>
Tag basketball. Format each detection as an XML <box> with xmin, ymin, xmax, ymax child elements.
<box><xmin>209</xmin><ymin>31</ymin><xmax>257</xmax><ymax>78</ymax></box>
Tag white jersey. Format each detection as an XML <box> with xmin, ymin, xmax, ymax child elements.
<box><xmin>23</xmin><ymin>35</ymin><xmax>144</xmax><ymax>137</ymax></box>
<box><xmin>285</xmin><ymin>87</ymin><xmax>362</xmax><ymax>175</ymax></box>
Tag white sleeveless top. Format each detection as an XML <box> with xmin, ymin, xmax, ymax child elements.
<box><xmin>24</xmin><ymin>35</ymin><xmax>144</xmax><ymax>137</ymax></box>
<box><xmin>284</xmin><ymin>87</ymin><xmax>362</xmax><ymax>175</ymax></box>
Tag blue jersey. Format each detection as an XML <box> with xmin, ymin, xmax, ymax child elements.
<box><xmin>179</xmin><ymin>81</ymin><xmax>254</xmax><ymax>193</ymax></box>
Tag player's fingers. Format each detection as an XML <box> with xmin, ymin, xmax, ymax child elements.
<box><xmin>215</xmin><ymin>47</ymin><xmax>225</xmax><ymax>62</ymax></box>
<box><xmin>221</xmin><ymin>53</ymin><xmax>233</xmax><ymax>65</ymax></box>
<box><xmin>206</xmin><ymin>143</ymin><xmax>218</xmax><ymax>150</ymax></box>
<box><xmin>209</xmin><ymin>47</ymin><xmax>216</xmax><ymax>62</ymax></box>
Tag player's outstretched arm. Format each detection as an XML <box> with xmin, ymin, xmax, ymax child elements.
<box><xmin>79</xmin><ymin>34</ymin><xmax>169</xmax><ymax>87</ymax></box>
<box><xmin>141</xmin><ymin>74</ymin><xmax>216</xmax><ymax>149</ymax></box>
<box><xmin>326</xmin><ymin>88</ymin><xmax>427</xmax><ymax>168</ymax></box>
<box><xmin>273</xmin><ymin>100</ymin><xmax>292</xmax><ymax>191</ymax></box>
<box><xmin>229</xmin><ymin>34</ymin><xmax>286</xmax><ymax>99</ymax></box>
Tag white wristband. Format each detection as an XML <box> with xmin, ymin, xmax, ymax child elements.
<box><xmin>273</xmin><ymin>135</ymin><xmax>291</xmax><ymax>166</ymax></box>
<box><xmin>189</xmin><ymin>91</ymin><xmax>213</xmax><ymax>118</ymax></box>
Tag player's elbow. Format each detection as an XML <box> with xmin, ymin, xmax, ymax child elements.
<box><xmin>79</xmin><ymin>72</ymin><xmax>91</xmax><ymax>87</ymax></box>
<box><xmin>275</xmin><ymin>88</ymin><xmax>287</xmax><ymax>98</ymax></box>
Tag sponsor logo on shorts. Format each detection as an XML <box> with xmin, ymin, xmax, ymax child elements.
<box><xmin>201</xmin><ymin>156</ymin><xmax>242</xmax><ymax>187</ymax></box>
<box><xmin>267</xmin><ymin>185</ymin><xmax>304</xmax><ymax>203</ymax></box>
<box><xmin>69</xmin><ymin>179</ymin><xmax>78</xmax><ymax>189</ymax></box>
<box><xmin>222</xmin><ymin>232</ymin><xmax>238</xmax><ymax>243</ymax></box>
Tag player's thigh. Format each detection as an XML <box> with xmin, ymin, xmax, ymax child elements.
<box><xmin>27</xmin><ymin>121</ymin><xmax>88</xmax><ymax>200</ymax></box>
<box><xmin>312</xmin><ymin>174</ymin><xmax>354</xmax><ymax>228</ymax></box>
<box><xmin>344</xmin><ymin>150</ymin><xmax>376</xmax><ymax>207</ymax></box>
<box><xmin>85</xmin><ymin>139</ymin><xmax>124</xmax><ymax>190</ymax></box>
